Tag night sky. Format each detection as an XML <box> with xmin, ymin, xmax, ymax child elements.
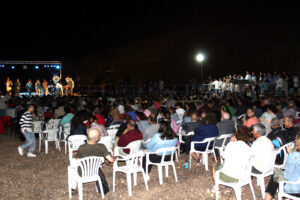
<box><xmin>1</xmin><ymin>1</ymin><xmax>299</xmax><ymax>83</ymax></box>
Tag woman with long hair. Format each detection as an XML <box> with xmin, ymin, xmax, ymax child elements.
<box><xmin>105</xmin><ymin>106</ymin><xmax>121</xmax><ymax>127</ymax></box>
<box><xmin>242</xmin><ymin>107</ymin><xmax>260</xmax><ymax>128</ymax></box>
<box><xmin>142</xmin><ymin>120</ymin><xmax>178</xmax><ymax>173</ymax></box>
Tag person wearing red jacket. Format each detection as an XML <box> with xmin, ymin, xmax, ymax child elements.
<box><xmin>116</xmin><ymin>119</ymin><xmax>143</xmax><ymax>155</ymax></box>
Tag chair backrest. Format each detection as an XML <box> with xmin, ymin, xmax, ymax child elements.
<box><xmin>125</xmin><ymin>140</ymin><xmax>142</xmax><ymax>154</ymax></box>
<box><xmin>216</xmin><ymin>134</ymin><xmax>233</xmax><ymax>149</ymax></box>
<box><xmin>52</xmin><ymin>119</ymin><xmax>61</xmax><ymax>129</ymax></box>
<box><xmin>107</xmin><ymin>124</ymin><xmax>121</xmax><ymax>129</ymax></box>
<box><xmin>63</xmin><ymin>123</ymin><xmax>71</xmax><ymax>135</ymax></box>
<box><xmin>107</xmin><ymin>129</ymin><xmax>118</xmax><ymax>138</ymax></box>
<box><xmin>154</xmin><ymin>147</ymin><xmax>177</xmax><ymax>164</ymax></box>
<box><xmin>119</xmin><ymin>152</ymin><xmax>145</xmax><ymax>168</ymax></box>
<box><xmin>33</xmin><ymin>121</ymin><xmax>43</xmax><ymax>133</ymax></box>
<box><xmin>46</xmin><ymin>119</ymin><xmax>54</xmax><ymax>129</ymax></box>
<box><xmin>68</xmin><ymin>135</ymin><xmax>87</xmax><ymax>161</ymax></box>
<box><xmin>44</xmin><ymin>129</ymin><xmax>59</xmax><ymax>140</ymax></box>
<box><xmin>98</xmin><ymin>136</ymin><xmax>113</xmax><ymax>152</ymax></box>
<box><xmin>275</xmin><ymin>141</ymin><xmax>295</xmax><ymax>168</ymax></box>
<box><xmin>186</xmin><ymin>131</ymin><xmax>195</xmax><ymax>136</ymax></box>
<box><xmin>202</xmin><ymin>137</ymin><xmax>217</xmax><ymax>151</ymax></box>
<box><xmin>77</xmin><ymin>156</ymin><xmax>104</xmax><ymax>178</ymax></box>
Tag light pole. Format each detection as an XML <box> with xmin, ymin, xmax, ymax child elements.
<box><xmin>196</xmin><ymin>53</ymin><xmax>205</xmax><ymax>80</ymax></box>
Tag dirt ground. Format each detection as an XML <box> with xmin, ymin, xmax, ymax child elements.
<box><xmin>0</xmin><ymin>134</ymin><xmax>268</xmax><ymax>200</ymax></box>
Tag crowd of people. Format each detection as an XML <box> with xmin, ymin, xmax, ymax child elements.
<box><xmin>1</xmin><ymin>71</ymin><xmax>300</xmax><ymax>199</ymax></box>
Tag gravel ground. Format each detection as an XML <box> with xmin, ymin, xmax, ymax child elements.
<box><xmin>0</xmin><ymin>134</ymin><xmax>267</xmax><ymax>200</ymax></box>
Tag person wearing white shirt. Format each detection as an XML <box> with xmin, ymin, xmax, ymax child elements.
<box><xmin>175</xmin><ymin>102</ymin><xmax>185</xmax><ymax>124</ymax></box>
<box><xmin>212</xmin><ymin>79</ymin><xmax>220</xmax><ymax>94</ymax></box>
<box><xmin>212</xmin><ymin>126</ymin><xmax>252</xmax><ymax>187</ymax></box>
<box><xmin>245</xmin><ymin>71</ymin><xmax>252</xmax><ymax>81</ymax></box>
<box><xmin>276</xmin><ymin>76</ymin><xmax>283</xmax><ymax>93</ymax></box>
<box><xmin>293</xmin><ymin>75</ymin><xmax>299</xmax><ymax>94</ymax></box>
<box><xmin>251</xmin><ymin>123</ymin><xmax>274</xmax><ymax>173</ymax></box>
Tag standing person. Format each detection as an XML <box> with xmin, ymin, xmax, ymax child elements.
<box><xmin>17</xmin><ymin>104</ymin><xmax>37</xmax><ymax>157</ymax></box>
<box><xmin>43</xmin><ymin>80</ymin><xmax>48</xmax><ymax>96</ymax></box>
<box><xmin>26</xmin><ymin>79</ymin><xmax>33</xmax><ymax>97</ymax></box>
<box><xmin>6</xmin><ymin>77</ymin><xmax>13</xmax><ymax>96</ymax></box>
<box><xmin>35</xmin><ymin>80</ymin><xmax>41</xmax><ymax>96</ymax></box>
<box><xmin>14</xmin><ymin>78</ymin><xmax>21</xmax><ymax>96</ymax></box>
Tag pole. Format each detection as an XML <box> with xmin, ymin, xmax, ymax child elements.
<box><xmin>201</xmin><ymin>63</ymin><xmax>203</xmax><ymax>80</ymax></box>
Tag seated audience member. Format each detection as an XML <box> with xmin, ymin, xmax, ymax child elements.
<box><xmin>136</xmin><ymin>112</ymin><xmax>150</xmax><ymax>134</ymax></box>
<box><xmin>260</xmin><ymin>104</ymin><xmax>277</xmax><ymax>134</ymax></box>
<box><xmin>162</xmin><ymin>111</ymin><xmax>178</xmax><ymax>133</ymax></box>
<box><xmin>75</xmin><ymin>128</ymin><xmax>115</xmax><ymax>195</ymax></box>
<box><xmin>212</xmin><ymin>127</ymin><xmax>252</xmax><ymax>190</ymax></box>
<box><xmin>274</xmin><ymin>116</ymin><xmax>299</xmax><ymax>147</ymax></box>
<box><xmin>175</xmin><ymin>102</ymin><xmax>185</xmax><ymax>123</ymax></box>
<box><xmin>182</xmin><ymin>113</ymin><xmax>202</xmax><ymax>134</ymax></box>
<box><xmin>115</xmin><ymin>114</ymin><xmax>132</xmax><ymax>138</ymax></box>
<box><xmin>182</xmin><ymin>109</ymin><xmax>193</xmax><ymax>126</ymax></box>
<box><xmin>267</xmin><ymin>118</ymin><xmax>282</xmax><ymax>141</ymax></box>
<box><xmin>67</xmin><ymin>114</ymin><xmax>87</xmax><ymax>140</ymax></box>
<box><xmin>142</xmin><ymin>121</ymin><xmax>178</xmax><ymax>173</ymax></box>
<box><xmin>169</xmin><ymin>107</ymin><xmax>179</xmax><ymax>123</ymax></box>
<box><xmin>125</xmin><ymin>105</ymin><xmax>138</xmax><ymax>122</ymax></box>
<box><xmin>283</xmin><ymin>100</ymin><xmax>297</xmax><ymax>118</ymax></box>
<box><xmin>90</xmin><ymin>122</ymin><xmax>108</xmax><ymax>137</ymax></box>
<box><xmin>116</xmin><ymin>119</ymin><xmax>143</xmax><ymax>156</ymax></box>
<box><xmin>60</xmin><ymin>106</ymin><xmax>74</xmax><ymax>125</ymax></box>
<box><xmin>143</xmin><ymin>114</ymin><xmax>159</xmax><ymax>142</ymax></box>
<box><xmin>190</xmin><ymin>113</ymin><xmax>219</xmax><ymax>163</ymax></box>
<box><xmin>242</xmin><ymin>108</ymin><xmax>260</xmax><ymax>128</ymax></box>
<box><xmin>215</xmin><ymin>111</ymin><xmax>235</xmax><ymax>148</ymax></box>
<box><xmin>105</xmin><ymin>106</ymin><xmax>121</xmax><ymax>127</ymax></box>
<box><xmin>251</xmin><ymin>123</ymin><xmax>274</xmax><ymax>174</ymax></box>
<box><xmin>265</xmin><ymin>132</ymin><xmax>300</xmax><ymax>200</ymax></box>
<box><xmin>92</xmin><ymin>107</ymin><xmax>105</xmax><ymax>126</ymax></box>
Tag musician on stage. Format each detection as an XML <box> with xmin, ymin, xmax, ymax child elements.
<box><xmin>43</xmin><ymin>79</ymin><xmax>48</xmax><ymax>96</ymax></box>
<box><xmin>26</xmin><ymin>79</ymin><xmax>33</xmax><ymax>96</ymax></box>
<box><xmin>66</xmin><ymin>78</ymin><xmax>72</xmax><ymax>96</ymax></box>
<box><xmin>71</xmin><ymin>78</ymin><xmax>75</xmax><ymax>95</ymax></box>
<box><xmin>14</xmin><ymin>79</ymin><xmax>21</xmax><ymax>96</ymax></box>
<box><xmin>55</xmin><ymin>82</ymin><xmax>64</xmax><ymax>96</ymax></box>
<box><xmin>35</xmin><ymin>80</ymin><xmax>41</xmax><ymax>96</ymax></box>
<box><xmin>6</xmin><ymin>77</ymin><xmax>13</xmax><ymax>96</ymax></box>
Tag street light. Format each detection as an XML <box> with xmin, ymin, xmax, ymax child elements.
<box><xmin>195</xmin><ymin>53</ymin><xmax>205</xmax><ymax>80</ymax></box>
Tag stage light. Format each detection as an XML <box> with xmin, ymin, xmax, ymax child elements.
<box><xmin>56</xmin><ymin>65</ymin><xmax>60</xmax><ymax>69</ymax></box>
<box><xmin>11</xmin><ymin>66</ymin><xmax>15</xmax><ymax>69</ymax></box>
<box><xmin>35</xmin><ymin>65</ymin><xmax>39</xmax><ymax>69</ymax></box>
<box><xmin>196</xmin><ymin>53</ymin><xmax>205</xmax><ymax>62</ymax></box>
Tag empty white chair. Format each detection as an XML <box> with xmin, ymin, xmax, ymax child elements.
<box><xmin>68</xmin><ymin>156</ymin><xmax>105</xmax><ymax>200</ymax></box>
<box><xmin>278</xmin><ymin>178</ymin><xmax>300</xmax><ymax>200</ymax></box>
<box><xmin>68</xmin><ymin>135</ymin><xmax>87</xmax><ymax>165</ymax></box>
<box><xmin>98</xmin><ymin>136</ymin><xmax>113</xmax><ymax>153</ymax></box>
<box><xmin>113</xmin><ymin>152</ymin><xmax>148</xmax><ymax>196</ymax></box>
<box><xmin>107</xmin><ymin>129</ymin><xmax>118</xmax><ymax>139</ymax></box>
<box><xmin>189</xmin><ymin>137</ymin><xmax>217</xmax><ymax>171</ymax></box>
<box><xmin>214</xmin><ymin>134</ymin><xmax>233</xmax><ymax>164</ymax></box>
<box><xmin>33</xmin><ymin>121</ymin><xmax>43</xmax><ymax>134</ymax></box>
<box><xmin>114</xmin><ymin>140</ymin><xmax>142</xmax><ymax>157</ymax></box>
<box><xmin>251</xmin><ymin>149</ymin><xmax>279</xmax><ymax>199</ymax></box>
<box><xmin>145</xmin><ymin>147</ymin><xmax>178</xmax><ymax>185</ymax></box>
<box><xmin>39</xmin><ymin>129</ymin><xmax>60</xmax><ymax>154</ymax></box>
<box><xmin>215</xmin><ymin>157</ymin><xmax>256</xmax><ymax>200</ymax></box>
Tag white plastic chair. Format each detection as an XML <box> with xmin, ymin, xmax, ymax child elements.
<box><xmin>39</xmin><ymin>129</ymin><xmax>60</xmax><ymax>154</ymax></box>
<box><xmin>278</xmin><ymin>178</ymin><xmax>300</xmax><ymax>200</ymax></box>
<box><xmin>274</xmin><ymin>142</ymin><xmax>295</xmax><ymax>169</ymax></box>
<box><xmin>107</xmin><ymin>124</ymin><xmax>121</xmax><ymax>130</ymax></box>
<box><xmin>68</xmin><ymin>156</ymin><xmax>105</xmax><ymax>200</ymax></box>
<box><xmin>215</xmin><ymin>157</ymin><xmax>256</xmax><ymax>200</ymax></box>
<box><xmin>98</xmin><ymin>136</ymin><xmax>113</xmax><ymax>153</ymax></box>
<box><xmin>68</xmin><ymin>135</ymin><xmax>87</xmax><ymax>165</ymax></box>
<box><xmin>107</xmin><ymin>129</ymin><xmax>118</xmax><ymax>139</ymax></box>
<box><xmin>113</xmin><ymin>152</ymin><xmax>148</xmax><ymax>196</ymax></box>
<box><xmin>33</xmin><ymin>121</ymin><xmax>43</xmax><ymax>134</ymax></box>
<box><xmin>214</xmin><ymin>134</ymin><xmax>233</xmax><ymax>164</ymax></box>
<box><xmin>176</xmin><ymin>128</ymin><xmax>195</xmax><ymax>160</ymax></box>
<box><xmin>113</xmin><ymin>140</ymin><xmax>142</xmax><ymax>157</ymax></box>
<box><xmin>145</xmin><ymin>147</ymin><xmax>178</xmax><ymax>185</ymax></box>
<box><xmin>52</xmin><ymin>119</ymin><xmax>62</xmax><ymax>129</ymax></box>
<box><xmin>251</xmin><ymin>149</ymin><xmax>279</xmax><ymax>199</ymax></box>
<box><xmin>189</xmin><ymin>137</ymin><xmax>217</xmax><ymax>171</ymax></box>
<box><xmin>59</xmin><ymin>123</ymin><xmax>71</xmax><ymax>154</ymax></box>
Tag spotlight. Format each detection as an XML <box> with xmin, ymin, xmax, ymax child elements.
<box><xmin>35</xmin><ymin>65</ymin><xmax>39</xmax><ymax>69</ymax></box>
<box><xmin>56</xmin><ymin>65</ymin><xmax>60</xmax><ymax>69</ymax></box>
<box><xmin>11</xmin><ymin>66</ymin><xmax>15</xmax><ymax>69</ymax></box>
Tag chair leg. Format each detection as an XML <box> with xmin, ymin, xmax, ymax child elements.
<box><xmin>45</xmin><ymin>141</ymin><xmax>48</xmax><ymax>154</ymax></box>
<box><xmin>141</xmin><ymin>170</ymin><xmax>149</xmax><ymax>191</ymax></box>
<box><xmin>65</xmin><ymin>141</ymin><xmax>67</xmax><ymax>154</ymax></box>
<box><xmin>233</xmin><ymin>187</ymin><xmax>242</xmax><ymax>200</ymax></box>
<box><xmin>249</xmin><ymin>181</ymin><xmax>257</xmax><ymax>200</ymax></box>
<box><xmin>78</xmin><ymin>182</ymin><xmax>83</xmax><ymax>200</ymax></box>
<box><xmin>113</xmin><ymin>169</ymin><xmax>116</xmax><ymax>192</ymax></box>
<box><xmin>172</xmin><ymin>164</ymin><xmax>178</xmax><ymax>182</ymax></box>
<box><xmin>165</xmin><ymin>166</ymin><xmax>169</xmax><ymax>177</ymax></box>
<box><xmin>175</xmin><ymin>151</ymin><xmax>179</xmax><ymax>162</ymax></box>
<box><xmin>98</xmin><ymin>178</ymin><xmax>105</xmax><ymax>199</ymax></box>
<box><xmin>126</xmin><ymin>173</ymin><xmax>132</xmax><ymax>196</ymax></box>
<box><xmin>203</xmin><ymin>154</ymin><xmax>208</xmax><ymax>171</ymax></box>
<box><xmin>212</xmin><ymin>151</ymin><xmax>217</xmax><ymax>162</ymax></box>
<box><xmin>215</xmin><ymin>181</ymin><xmax>219</xmax><ymax>200</ymax></box>
<box><xmin>189</xmin><ymin>153</ymin><xmax>192</xmax><ymax>169</ymax></box>
<box><xmin>133</xmin><ymin>172</ymin><xmax>137</xmax><ymax>186</ymax></box>
<box><xmin>68</xmin><ymin>170</ymin><xmax>72</xmax><ymax>198</ymax></box>
<box><xmin>158</xmin><ymin>166</ymin><xmax>163</xmax><ymax>185</ymax></box>
<box><xmin>39</xmin><ymin>137</ymin><xmax>42</xmax><ymax>152</ymax></box>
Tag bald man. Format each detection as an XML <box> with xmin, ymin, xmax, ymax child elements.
<box><xmin>75</xmin><ymin>128</ymin><xmax>115</xmax><ymax>195</ymax></box>
<box><xmin>215</xmin><ymin>111</ymin><xmax>235</xmax><ymax>147</ymax></box>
